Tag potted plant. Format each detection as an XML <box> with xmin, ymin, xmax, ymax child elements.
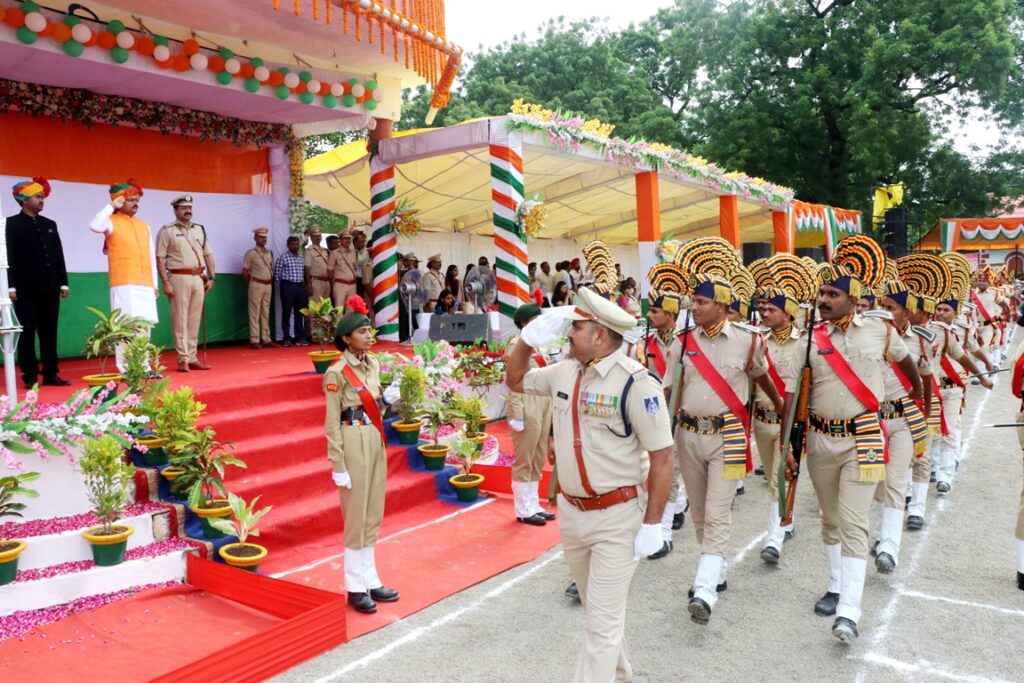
<box><xmin>448</xmin><ymin>393</ymin><xmax>489</xmax><ymax>450</ymax></box>
<box><xmin>122</xmin><ymin>336</ymin><xmax>171</xmax><ymax>463</ymax></box>
<box><xmin>82</xmin><ymin>306</ymin><xmax>151</xmax><ymax>387</ymax></box>
<box><xmin>392</xmin><ymin>365</ymin><xmax>426</xmax><ymax>445</ymax></box>
<box><xmin>80</xmin><ymin>435</ymin><xmax>136</xmax><ymax>566</ymax></box>
<box><xmin>447</xmin><ymin>432</ymin><xmax>486</xmax><ymax>502</ymax></box>
<box><xmin>153</xmin><ymin>387</ymin><xmax>206</xmax><ymax>471</ymax></box>
<box><xmin>416</xmin><ymin>401</ymin><xmax>453</xmax><ymax>470</ymax></box>
<box><xmin>208</xmin><ymin>493</ymin><xmax>272</xmax><ymax>572</ymax></box>
<box><xmin>168</xmin><ymin>426</ymin><xmax>246</xmax><ymax>538</ymax></box>
<box><xmin>0</xmin><ymin>471</ymin><xmax>41</xmax><ymax>585</ymax></box>
<box><xmin>300</xmin><ymin>296</ymin><xmax>344</xmax><ymax>373</ymax></box>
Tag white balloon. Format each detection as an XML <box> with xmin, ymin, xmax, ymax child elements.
<box><xmin>224</xmin><ymin>57</ymin><xmax>241</xmax><ymax>74</ymax></box>
<box><xmin>390</xmin><ymin>13</ymin><xmax>401</xmax><ymax>24</ymax></box>
<box><xmin>381</xmin><ymin>9</ymin><xmax>391</xmax><ymax>19</ymax></box>
<box><xmin>153</xmin><ymin>45</ymin><xmax>171</xmax><ymax>62</ymax></box>
<box><xmin>284</xmin><ymin>72</ymin><xmax>300</xmax><ymax>88</ymax></box>
<box><xmin>351</xmin><ymin>84</ymin><xmax>365</xmax><ymax>98</ymax></box>
<box><xmin>358</xmin><ymin>0</ymin><xmax>371</xmax><ymax>8</ymax></box>
<box><xmin>24</xmin><ymin>12</ymin><xmax>47</xmax><ymax>33</ymax></box>
<box><xmin>307</xmin><ymin>79</ymin><xmax>321</xmax><ymax>94</ymax></box>
<box><xmin>189</xmin><ymin>53</ymin><xmax>208</xmax><ymax>71</ymax></box>
<box><xmin>330</xmin><ymin>82</ymin><xmax>344</xmax><ymax>97</ymax></box>
<box><xmin>409</xmin><ymin>24</ymin><xmax>419</xmax><ymax>35</ymax></box>
<box><xmin>70</xmin><ymin>24</ymin><xmax>92</xmax><ymax>44</ymax></box>
<box><xmin>254</xmin><ymin>65</ymin><xmax>270</xmax><ymax>81</ymax></box>
<box><xmin>424</xmin><ymin>31</ymin><xmax>434</xmax><ymax>42</ymax></box>
<box><xmin>370</xmin><ymin>3</ymin><xmax>381</xmax><ymax>14</ymax></box>
<box><xmin>373</xmin><ymin>88</ymin><xmax>384</xmax><ymax>101</ymax></box>
<box><xmin>399</xmin><ymin>18</ymin><xmax>409</xmax><ymax>29</ymax></box>
<box><xmin>115</xmin><ymin>31</ymin><xmax>135</xmax><ymax>49</ymax></box>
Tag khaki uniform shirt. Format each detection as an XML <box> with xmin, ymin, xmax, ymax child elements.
<box><xmin>795</xmin><ymin>314</ymin><xmax>910</xmax><ymax>420</ymax></box>
<box><xmin>505</xmin><ymin>334</ymin><xmax>552</xmax><ymax>421</ymax></box>
<box><xmin>522</xmin><ymin>349</ymin><xmax>673</xmax><ymax>497</ymax></box>
<box><xmin>667</xmin><ymin>321</ymin><xmax>768</xmax><ymax>417</ymax></box>
<box><xmin>323</xmin><ymin>351</ymin><xmax>381</xmax><ymax>473</ymax></box>
<box><xmin>755</xmin><ymin>326</ymin><xmax>799</xmax><ymax>410</ymax></box>
<box><xmin>973</xmin><ymin>288</ymin><xmax>1001</xmax><ymax>321</ymax></box>
<box><xmin>883</xmin><ymin>324</ymin><xmax>934</xmax><ymax>400</ymax></box>
<box><xmin>423</xmin><ymin>269</ymin><xmax>446</xmax><ymax>304</ymax></box>
<box><xmin>328</xmin><ymin>247</ymin><xmax>359</xmax><ymax>283</ymax></box>
<box><xmin>628</xmin><ymin>329</ymin><xmax>680</xmax><ymax>383</ymax></box>
<box><xmin>930</xmin><ymin>321</ymin><xmax>967</xmax><ymax>382</ymax></box>
<box><xmin>242</xmin><ymin>247</ymin><xmax>273</xmax><ymax>281</ymax></box>
<box><xmin>155</xmin><ymin>221</ymin><xmax>211</xmax><ymax>269</ymax></box>
<box><xmin>305</xmin><ymin>245</ymin><xmax>331</xmax><ymax>280</ymax></box>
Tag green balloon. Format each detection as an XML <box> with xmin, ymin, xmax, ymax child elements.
<box><xmin>244</xmin><ymin>77</ymin><xmax>261</xmax><ymax>93</ymax></box>
<box><xmin>110</xmin><ymin>46</ymin><xmax>130</xmax><ymax>63</ymax></box>
<box><xmin>63</xmin><ymin>15</ymin><xmax>80</xmax><ymax>26</ymax></box>
<box><xmin>279</xmin><ymin>66</ymin><xmax>290</xmax><ymax>75</ymax></box>
<box><xmin>63</xmin><ymin>40</ymin><xmax>84</xmax><ymax>57</ymax></box>
<box><xmin>20</xmin><ymin>1</ymin><xmax>40</xmax><ymax>12</ymax></box>
<box><xmin>322</xmin><ymin>94</ymin><xmax>337</xmax><ymax>108</ymax></box>
<box><xmin>299</xmin><ymin>91</ymin><xmax>314</xmax><ymax>105</ymax></box>
<box><xmin>299</xmin><ymin>70</ymin><xmax>313</xmax><ymax>83</ymax></box>
<box><xmin>347</xmin><ymin>78</ymin><xmax>359</xmax><ymax>86</ymax></box>
<box><xmin>216</xmin><ymin>71</ymin><xmax>233</xmax><ymax>85</ymax></box>
<box><xmin>342</xmin><ymin>94</ymin><xmax>356</xmax><ymax>107</ymax></box>
<box><xmin>154</xmin><ymin>35</ymin><xmax>169</xmax><ymax>46</ymax></box>
<box><xmin>275</xmin><ymin>85</ymin><xmax>290</xmax><ymax>100</ymax></box>
<box><xmin>16</xmin><ymin>26</ymin><xmax>37</xmax><ymax>45</ymax></box>
<box><xmin>365</xmin><ymin>79</ymin><xmax>378</xmax><ymax>91</ymax></box>
<box><xmin>365</xmin><ymin>99</ymin><xmax>378</xmax><ymax>111</ymax></box>
<box><xmin>219</xmin><ymin>48</ymin><xmax>234</xmax><ymax>60</ymax></box>
<box><xmin>107</xmin><ymin>19</ymin><xmax>125</xmax><ymax>34</ymax></box>
<box><xmin>250</xmin><ymin>57</ymin><xmax>264</xmax><ymax>68</ymax></box>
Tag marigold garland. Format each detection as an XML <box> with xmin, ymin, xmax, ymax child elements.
<box><xmin>391</xmin><ymin>197</ymin><xmax>422</xmax><ymax>238</ymax></box>
<box><xmin>515</xmin><ymin>197</ymin><xmax>547</xmax><ymax>239</ymax></box>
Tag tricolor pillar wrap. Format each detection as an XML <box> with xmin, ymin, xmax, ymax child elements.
<box><xmin>489</xmin><ymin>129</ymin><xmax>528</xmax><ymax>337</ymax></box>
<box><xmin>635</xmin><ymin>171</ymin><xmax>661</xmax><ymax>305</ymax></box>
<box><xmin>772</xmin><ymin>210</ymin><xmax>792</xmax><ymax>254</ymax></box>
<box><xmin>370</xmin><ymin>154</ymin><xmax>399</xmax><ymax>341</ymax></box>
<box><xmin>719</xmin><ymin>195</ymin><xmax>741</xmax><ymax>248</ymax></box>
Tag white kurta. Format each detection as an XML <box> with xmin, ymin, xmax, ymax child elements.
<box><xmin>89</xmin><ymin>204</ymin><xmax>159</xmax><ymax>323</ymax></box>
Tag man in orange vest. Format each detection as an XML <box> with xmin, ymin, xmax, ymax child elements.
<box><xmin>89</xmin><ymin>179</ymin><xmax>158</xmax><ymax>370</ymax></box>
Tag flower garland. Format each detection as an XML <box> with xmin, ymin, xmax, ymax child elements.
<box><xmin>516</xmin><ymin>196</ymin><xmax>547</xmax><ymax>239</ymax></box>
<box><xmin>506</xmin><ymin>99</ymin><xmax>795</xmax><ymax>209</ymax></box>
<box><xmin>657</xmin><ymin>238</ymin><xmax>683</xmax><ymax>264</ymax></box>
<box><xmin>390</xmin><ymin>197</ymin><xmax>423</xmax><ymax>238</ymax></box>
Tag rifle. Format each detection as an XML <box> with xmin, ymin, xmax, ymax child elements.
<box><xmin>667</xmin><ymin>309</ymin><xmax>692</xmax><ymax>431</ymax></box>
<box><xmin>777</xmin><ymin>306</ymin><xmax>815</xmax><ymax>521</ymax></box>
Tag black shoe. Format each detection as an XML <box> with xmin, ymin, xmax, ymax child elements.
<box><xmin>905</xmin><ymin>495</ymin><xmax>911</xmax><ymax>511</ymax></box>
<box><xmin>1018</xmin><ymin>572</ymin><xmax>1024</xmax><ymax>591</ymax></box>
<box><xmin>347</xmin><ymin>592</ymin><xmax>377</xmax><ymax>614</ymax></box>
<box><xmin>21</xmin><ymin>375</ymin><xmax>37</xmax><ymax>389</ymax></box>
<box><xmin>870</xmin><ymin>540</ymin><xmax>879</xmax><ymax>558</ymax></box>
<box><xmin>296</xmin><ymin>340</ymin><xmax>311</xmax><ymax>347</ymax></box>
<box><xmin>735</xmin><ymin>484</ymin><xmax>745</xmax><ymax>496</ymax></box>
<box><xmin>936</xmin><ymin>482</ymin><xmax>951</xmax><ymax>494</ymax></box>
<box><xmin>281</xmin><ymin>340</ymin><xmax>293</xmax><ymax>347</ymax></box>
<box><xmin>688</xmin><ymin>581</ymin><xmax>727</xmax><ymax>599</ymax></box>
<box><xmin>814</xmin><ymin>591</ymin><xmax>839</xmax><ymax>616</ymax></box>
<box><xmin>832</xmin><ymin>616</ymin><xmax>859</xmax><ymax>642</ymax></box>
<box><xmin>648</xmin><ymin>540</ymin><xmax>673</xmax><ymax>560</ymax></box>
<box><xmin>535</xmin><ymin>510</ymin><xmax>556</xmax><ymax>521</ymax></box>
<box><xmin>516</xmin><ymin>513</ymin><xmax>547</xmax><ymax>526</ymax></box>
<box><xmin>41</xmin><ymin>375</ymin><xmax>70</xmax><ymax>386</ymax></box>
<box><xmin>369</xmin><ymin>586</ymin><xmax>400</xmax><ymax>603</ymax></box>
<box><xmin>760</xmin><ymin>545</ymin><xmax>780</xmax><ymax>564</ymax></box>
<box><xmin>672</xmin><ymin>511</ymin><xmax>685</xmax><ymax>530</ymax></box>
<box><xmin>565</xmin><ymin>582</ymin><xmax>580</xmax><ymax>601</ymax></box>
<box><xmin>875</xmin><ymin>552</ymin><xmax>896</xmax><ymax>574</ymax></box>
<box><xmin>688</xmin><ymin>597</ymin><xmax>712</xmax><ymax>625</ymax></box>
<box><xmin>754</xmin><ymin>466</ymin><xmax>764</xmax><ymax>476</ymax></box>
<box><xmin>930</xmin><ymin>471</ymin><xmax>937</xmax><ymax>483</ymax></box>
<box><xmin>906</xmin><ymin>515</ymin><xmax>924</xmax><ymax>531</ymax></box>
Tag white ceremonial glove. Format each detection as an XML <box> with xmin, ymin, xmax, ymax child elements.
<box><xmin>520</xmin><ymin>313</ymin><xmax>566</xmax><ymax>348</ymax></box>
<box><xmin>382</xmin><ymin>380</ymin><xmax>401</xmax><ymax>405</ymax></box>
<box><xmin>633</xmin><ymin>523</ymin><xmax>663</xmax><ymax>560</ymax></box>
<box><xmin>332</xmin><ymin>471</ymin><xmax>352</xmax><ymax>489</ymax></box>
<box><xmin>508</xmin><ymin>418</ymin><xmax>525</xmax><ymax>432</ymax></box>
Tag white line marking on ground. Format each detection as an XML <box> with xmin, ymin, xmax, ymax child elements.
<box><xmin>270</xmin><ymin>498</ymin><xmax>494</xmax><ymax>578</ymax></box>
<box><xmin>900</xmin><ymin>589</ymin><xmax>1024</xmax><ymax>618</ymax></box>
<box><xmin>310</xmin><ymin>551</ymin><xmax>565</xmax><ymax>683</ymax></box>
<box><xmin>730</xmin><ymin>531</ymin><xmax>767</xmax><ymax>566</ymax></box>
<box><xmin>856</xmin><ymin>652</ymin><xmax>1011</xmax><ymax>683</ymax></box>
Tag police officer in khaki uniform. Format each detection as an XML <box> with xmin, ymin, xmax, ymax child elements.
<box><xmin>1009</xmin><ymin>338</ymin><xmax>1024</xmax><ymax>591</ymax></box>
<box><xmin>324</xmin><ymin>297</ymin><xmax>400</xmax><ymax>614</ymax></box>
<box><xmin>328</xmin><ymin>231</ymin><xmax>360</xmax><ymax>308</ymax></box>
<box><xmin>422</xmin><ymin>254</ymin><xmax>446</xmax><ymax>311</ymax></box>
<box><xmin>506</xmin><ymin>285</ymin><xmax>674</xmax><ymax>683</ymax></box>
<box><xmin>305</xmin><ymin>226</ymin><xmax>332</xmax><ymax>303</ymax></box>
<box><xmin>241</xmin><ymin>227</ymin><xmax>275</xmax><ymax>349</ymax></box>
<box><xmin>505</xmin><ymin>303</ymin><xmax>555</xmax><ymax>526</ymax></box>
<box><xmin>155</xmin><ymin>194</ymin><xmax>214</xmax><ymax>372</ymax></box>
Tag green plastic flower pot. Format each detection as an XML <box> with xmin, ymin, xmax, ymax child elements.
<box><xmin>0</xmin><ymin>556</ymin><xmax>19</xmax><ymax>585</ymax></box>
<box><xmin>90</xmin><ymin>540</ymin><xmax>128</xmax><ymax>566</ymax></box>
<box><xmin>142</xmin><ymin>445</ymin><xmax>168</xmax><ymax>466</ymax></box>
<box><xmin>450</xmin><ymin>473</ymin><xmax>484</xmax><ymax>503</ymax></box>
<box><xmin>198</xmin><ymin>516</ymin><xmax>226</xmax><ymax>539</ymax></box>
<box><xmin>455</xmin><ymin>484</ymin><xmax>480</xmax><ymax>502</ymax></box>
<box><xmin>394</xmin><ymin>420</ymin><xmax>423</xmax><ymax>445</ymax></box>
<box><xmin>422</xmin><ymin>454</ymin><xmax>446</xmax><ymax>470</ymax></box>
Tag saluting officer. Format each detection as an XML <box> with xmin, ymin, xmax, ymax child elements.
<box><xmin>506</xmin><ymin>283</ymin><xmax>674</xmax><ymax>683</ymax></box>
<box><xmin>241</xmin><ymin>227</ymin><xmax>275</xmax><ymax>349</ymax></box>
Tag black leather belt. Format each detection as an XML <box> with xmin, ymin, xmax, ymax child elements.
<box><xmin>982</xmin><ymin>320</ymin><xmax>993</xmax><ymax>326</ymax></box>
<box><xmin>808</xmin><ymin>413</ymin><xmax>857</xmax><ymax>437</ymax></box>
<box><xmin>879</xmin><ymin>400</ymin><xmax>905</xmax><ymax>420</ymax></box>
<box><xmin>340</xmin><ymin>407</ymin><xmax>366</xmax><ymax>420</ymax></box>
<box><xmin>754</xmin><ymin>405</ymin><xmax>781</xmax><ymax>424</ymax></box>
<box><xmin>679</xmin><ymin>412</ymin><xmax>726</xmax><ymax>434</ymax></box>
<box><xmin>939</xmin><ymin>377</ymin><xmax>962</xmax><ymax>389</ymax></box>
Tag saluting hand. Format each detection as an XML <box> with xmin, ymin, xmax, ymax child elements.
<box><xmin>112</xmin><ymin>196</ymin><xmax>126</xmax><ymax>210</ymax></box>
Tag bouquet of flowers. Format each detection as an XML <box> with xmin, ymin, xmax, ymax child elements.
<box><xmin>391</xmin><ymin>198</ymin><xmax>422</xmax><ymax>238</ymax></box>
<box><xmin>516</xmin><ymin>196</ymin><xmax>547</xmax><ymax>239</ymax></box>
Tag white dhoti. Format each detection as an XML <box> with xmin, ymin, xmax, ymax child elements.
<box><xmin>111</xmin><ymin>284</ymin><xmax>158</xmax><ymax>372</ymax></box>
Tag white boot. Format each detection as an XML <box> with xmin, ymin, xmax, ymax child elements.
<box><xmin>764</xmin><ymin>502</ymin><xmax>786</xmax><ymax>554</ymax></box>
<box><xmin>675</xmin><ymin>481</ymin><xmax>688</xmax><ymax>514</ymax></box>
<box><xmin>344</xmin><ymin>547</ymin><xmax>366</xmax><ymax>593</ymax></box>
<box><xmin>870</xmin><ymin>500</ymin><xmax>884</xmax><ymax>544</ymax></box>
<box><xmin>876</xmin><ymin>506</ymin><xmax>904</xmax><ymax>568</ymax></box>
<box><xmin>692</xmin><ymin>554</ymin><xmax>725</xmax><ymax>608</ymax></box>
<box><xmin>1017</xmin><ymin>539</ymin><xmax>1024</xmax><ymax>574</ymax></box>
<box><xmin>824</xmin><ymin>544</ymin><xmax>841</xmax><ymax>594</ymax></box>
<box><xmin>361</xmin><ymin>546</ymin><xmax>382</xmax><ymax>590</ymax></box>
<box><xmin>907</xmin><ymin>481</ymin><xmax>929</xmax><ymax>518</ymax></box>
<box><xmin>512</xmin><ymin>481</ymin><xmax>533</xmax><ymax>519</ymax></box>
<box><xmin>659</xmin><ymin>504</ymin><xmax>675</xmax><ymax>542</ymax></box>
<box><xmin>836</xmin><ymin>556</ymin><xmax>867</xmax><ymax>623</ymax></box>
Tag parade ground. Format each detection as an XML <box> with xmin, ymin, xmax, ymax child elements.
<box><xmin>275</xmin><ymin>372</ymin><xmax>1023</xmax><ymax>683</ymax></box>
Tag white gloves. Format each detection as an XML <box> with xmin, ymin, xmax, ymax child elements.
<box><xmin>520</xmin><ymin>313</ymin><xmax>566</xmax><ymax>348</ymax></box>
<box><xmin>382</xmin><ymin>380</ymin><xmax>401</xmax><ymax>405</ymax></box>
<box><xmin>332</xmin><ymin>471</ymin><xmax>352</xmax><ymax>489</ymax></box>
<box><xmin>633</xmin><ymin>523</ymin><xmax>663</xmax><ymax>560</ymax></box>
<box><xmin>508</xmin><ymin>418</ymin><xmax>525</xmax><ymax>432</ymax></box>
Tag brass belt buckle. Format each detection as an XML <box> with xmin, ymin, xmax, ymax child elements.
<box><xmin>827</xmin><ymin>422</ymin><xmax>847</xmax><ymax>436</ymax></box>
<box><xmin>696</xmin><ymin>417</ymin><xmax>715</xmax><ymax>431</ymax></box>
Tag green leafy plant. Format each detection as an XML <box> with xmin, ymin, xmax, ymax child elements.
<box><xmin>0</xmin><ymin>472</ymin><xmax>41</xmax><ymax>520</ymax></box>
<box><xmin>397</xmin><ymin>365</ymin><xmax>427</xmax><ymax>424</ymax></box>
<box><xmin>447</xmin><ymin>393</ymin><xmax>488</xmax><ymax>437</ymax></box>
<box><xmin>80</xmin><ymin>435</ymin><xmax>136</xmax><ymax>534</ymax></box>
<box><xmin>300</xmin><ymin>296</ymin><xmax>344</xmax><ymax>353</ymax></box>
<box><xmin>168</xmin><ymin>426</ymin><xmax>246</xmax><ymax>509</ymax></box>
<box><xmin>82</xmin><ymin>306</ymin><xmax>152</xmax><ymax>375</ymax></box>
<box><xmin>153</xmin><ymin>387</ymin><xmax>206</xmax><ymax>449</ymax></box>
<box><xmin>412</xmin><ymin>339</ymin><xmax>445</xmax><ymax>363</ymax></box>
<box><xmin>448</xmin><ymin>432</ymin><xmax>484</xmax><ymax>479</ymax></box>
<box><xmin>121</xmin><ymin>336</ymin><xmax>165</xmax><ymax>394</ymax></box>
<box><xmin>207</xmin><ymin>492</ymin><xmax>272</xmax><ymax>545</ymax></box>
<box><xmin>417</xmin><ymin>400</ymin><xmax>452</xmax><ymax>448</ymax></box>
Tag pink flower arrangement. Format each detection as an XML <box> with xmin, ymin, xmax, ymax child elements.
<box><xmin>15</xmin><ymin>538</ymin><xmax>194</xmax><ymax>583</ymax></box>
<box><xmin>0</xmin><ymin>502</ymin><xmax>167</xmax><ymax>540</ymax></box>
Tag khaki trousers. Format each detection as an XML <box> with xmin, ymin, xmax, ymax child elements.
<box><xmin>911</xmin><ymin>430</ymin><xmax>932</xmax><ymax>483</ymax></box>
<box><xmin>310</xmin><ymin>278</ymin><xmax>331</xmax><ymax>303</ymax></box>
<box><xmin>333</xmin><ymin>281</ymin><xmax>357</xmax><ymax>309</ymax></box>
<box><xmin>557</xmin><ymin>494</ymin><xmax>642</xmax><ymax>683</ymax></box>
<box><xmin>168</xmin><ymin>273</ymin><xmax>204</xmax><ymax>363</ymax></box>
<box><xmin>337</xmin><ymin>424</ymin><xmax>387</xmax><ymax>549</ymax></box>
<box><xmin>753</xmin><ymin>417</ymin><xmax>782</xmax><ymax>501</ymax></box>
<box><xmin>247</xmin><ymin>281</ymin><xmax>272</xmax><ymax>344</ymax></box>
<box><xmin>1017</xmin><ymin>456</ymin><xmax>1024</xmax><ymax>542</ymax></box>
<box><xmin>979</xmin><ymin>323</ymin><xmax>995</xmax><ymax>349</ymax></box>
<box><xmin>511</xmin><ymin>393</ymin><xmax>552</xmax><ymax>483</ymax></box>
<box><xmin>875</xmin><ymin>417</ymin><xmax>912</xmax><ymax>509</ymax></box>
<box><xmin>806</xmin><ymin>431</ymin><xmax>876</xmax><ymax>559</ymax></box>
<box><xmin>677</xmin><ymin>428</ymin><xmax>736</xmax><ymax>556</ymax></box>
<box><xmin>932</xmin><ymin>387</ymin><xmax>964</xmax><ymax>484</ymax></box>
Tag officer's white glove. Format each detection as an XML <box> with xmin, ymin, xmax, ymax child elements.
<box><xmin>332</xmin><ymin>471</ymin><xmax>352</xmax><ymax>489</ymax></box>
<box><xmin>520</xmin><ymin>313</ymin><xmax>566</xmax><ymax>348</ymax></box>
<box><xmin>633</xmin><ymin>523</ymin><xmax>663</xmax><ymax>560</ymax></box>
<box><xmin>508</xmin><ymin>418</ymin><xmax>525</xmax><ymax>432</ymax></box>
<box><xmin>382</xmin><ymin>380</ymin><xmax>401</xmax><ymax>405</ymax></box>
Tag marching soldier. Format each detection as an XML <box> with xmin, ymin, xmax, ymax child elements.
<box><xmin>241</xmin><ymin>227</ymin><xmax>275</xmax><ymax>349</ymax></box>
<box><xmin>972</xmin><ymin>266</ymin><xmax>1009</xmax><ymax>367</ymax></box>
<box><xmin>506</xmin><ymin>246</ymin><xmax>674</xmax><ymax>683</ymax></box>
<box><xmin>155</xmin><ymin>194</ymin><xmax>215</xmax><ymax>373</ymax></box>
<box><xmin>305</xmin><ymin>226</ymin><xmax>332</xmax><ymax>303</ymax></box>
<box><xmin>1010</xmin><ymin>336</ymin><xmax>1024</xmax><ymax>591</ymax></box>
<box><xmin>328</xmin><ymin>230</ymin><xmax>360</xmax><ymax>309</ymax></box>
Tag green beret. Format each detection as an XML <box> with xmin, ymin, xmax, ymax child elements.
<box><xmin>513</xmin><ymin>304</ymin><xmax>542</xmax><ymax>326</ymax></box>
<box><xmin>336</xmin><ymin>313</ymin><xmax>371</xmax><ymax>338</ymax></box>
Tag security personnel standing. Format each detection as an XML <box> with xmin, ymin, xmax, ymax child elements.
<box><xmin>328</xmin><ymin>230</ymin><xmax>359</xmax><ymax>308</ymax></box>
<box><xmin>505</xmin><ymin>303</ymin><xmax>555</xmax><ymax>526</ymax></box>
<box><xmin>155</xmin><ymin>194</ymin><xmax>215</xmax><ymax>372</ymax></box>
<box><xmin>324</xmin><ymin>296</ymin><xmax>400</xmax><ymax>614</ymax></box>
<box><xmin>241</xmin><ymin>227</ymin><xmax>275</xmax><ymax>349</ymax></box>
<box><xmin>506</xmin><ymin>285</ymin><xmax>674</xmax><ymax>683</ymax></box>
<box><xmin>304</xmin><ymin>225</ymin><xmax>332</xmax><ymax>303</ymax></box>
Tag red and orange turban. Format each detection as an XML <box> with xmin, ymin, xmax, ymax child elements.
<box><xmin>109</xmin><ymin>178</ymin><xmax>143</xmax><ymax>200</ymax></box>
<box><xmin>12</xmin><ymin>177</ymin><xmax>50</xmax><ymax>203</ymax></box>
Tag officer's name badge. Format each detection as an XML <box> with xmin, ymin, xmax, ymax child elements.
<box><xmin>644</xmin><ymin>396</ymin><xmax>660</xmax><ymax>416</ymax></box>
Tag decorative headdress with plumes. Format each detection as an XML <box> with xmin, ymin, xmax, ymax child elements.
<box><xmin>346</xmin><ymin>295</ymin><xmax>369</xmax><ymax>316</ymax></box>
<box><xmin>582</xmin><ymin>240</ymin><xmax>618</xmax><ymax>299</ymax></box>
<box><xmin>820</xmin><ymin>234</ymin><xmax>886</xmax><ymax>298</ymax></box>
<box><xmin>730</xmin><ymin>265</ymin><xmax>756</xmax><ymax>319</ymax></box>
<box><xmin>646</xmin><ymin>262</ymin><xmax>686</xmax><ymax>315</ymax></box>
<box><xmin>941</xmin><ymin>251</ymin><xmax>972</xmax><ymax>309</ymax></box>
<box><xmin>673</xmin><ymin>236</ymin><xmax>741</xmax><ymax>305</ymax></box>
<box><xmin>896</xmin><ymin>253</ymin><xmax>952</xmax><ymax>314</ymax></box>
<box><xmin>761</xmin><ymin>253</ymin><xmax>816</xmax><ymax>317</ymax></box>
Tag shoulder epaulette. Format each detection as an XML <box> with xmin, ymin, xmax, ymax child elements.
<box><xmin>929</xmin><ymin>320</ymin><xmax>953</xmax><ymax>331</ymax></box>
<box><xmin>910</xmin><ymin>325</ymin><xmax>936</xmax><ymax>343</ymax></box>
<box><xmin>731</xmin><ymin>321</ymin><xmax>761</xmax><ymax>334</ymax></box>
<box><xmin>863</xmin><ymin>310</ymin><xmax>894</xmax><ymax>321</ymax></box>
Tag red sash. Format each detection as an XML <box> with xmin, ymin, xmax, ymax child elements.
<box><xmin>939</xmin><ymin>356</ymin><xmax>965</xmax><ymax>389</ymax></box>
<box><xmin>645</xmin><ymin>336</ymin><xmax>667</xmax><ymax>378</ymax></box>
<box><xmin>812</xmin><ymin>325</ymin><xmax>880</xmax><ymax>412</ymax></box>
<box><xmin>532</xmin><ymin>352</ymin><xmax>548</xmax><ymax>368</ymax></box>
<box><xmin>764</xmin><ymin>346</ymin><xmax>786</xmax><ymax>397</ymax></box>
<box><xmin>971</xmin><ymin>290</ymin><xmax>994</xmax><ymax>322</ymax></box>
<box><xmin>340</xmin><ymin>364</ymin><xmax>386</xmax><ymax>445</ymax></box>
<box><xmin>930</xmin><ymin>376</ymin><xmax>950</xmax><ymax>436</ymax></box>
<box><xmin>684</xmin><ymin>334</ymin><xmax>752</xmax><ymax>471</ymax></box>
<box><xmin>888</xmin><ymin>360</ymin><xmax>923</xmax><ymax>415</ymax></box>
<box><xmin>1012</xmin><ymin>352</ymin><xmax>1024</xmax><ymax>399</ymax></box>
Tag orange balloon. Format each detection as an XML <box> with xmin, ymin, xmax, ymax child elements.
<box><xmin>97</xmin><ymin>31</ymin><xmax>117</xmax><ymax>50</ymax></box>
<box><xmin>83</xmin><ymin>31</ymin><xmax>98</xmax><ymax>47</ymax></box>
<box><xmin>173</xmin><ymin>55</ymin><xmax>190</xmax><ymax>72</ymax></box>
<box><xmin>238</xmin><ymin>63</ymin><xmax>254</xmax><ymax>78</ymax></box>
<box><xmin>268</xmin><ymin>71</ymin><xmax>284</xmax><ymax>87</ymax></box>
<box><xmin>290</xmin><ymin>85</ymin><xmax>302</xmax><ymax>94</ymax></box>
<box><xmin>208</xmin><ymin>55</ymin><xmax>225</xmax><ymax>72</ymax></box>
<box><xmin>318</xmin><ymin>82</ymin><xmax>332</xmax><ymax>96</ymax></box>
<box><xmin>38</xmin><ymin>22</ymin><xmax>52</xmax><ymax>37</ymax></box>
<box><xmin>135</xmin><ymin>36</ymin><xmax>154</xmax><ymax>56</ymax></box>
<box><xmin>295</xmin><ymin>81</ymin><xmax>307</xmax><ymax>94</ymax></box>
<box><xmin>4</xmin><ymin>8</ymin><xmax>25</xmax><ymax>28</ymax></box>
<box><xmin>182</xmin><ymin>38</ymin><xmax>200</xmax><ymax>56</ymax></box>
<box><xmin>157</xmin><ymin>57</ymin><xmax>173</xmax><ymax>70</ymax></box>
<box><xmin>50</xmin><ymin>23</ymin><xmax>71</xmax><ymax>43</ymax></box>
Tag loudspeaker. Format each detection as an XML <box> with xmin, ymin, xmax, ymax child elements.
<box><xmin>883</xmin><ymin>207</ymin><xmax>908</xmax><ymax>258</ymax></box>
<box><xmin>742</xmin><ymin>242</ymin><xmax>771</xmax><ymax>265</ymax></box>
<box><xmin>429</xmin><ymin>314</ymin><xmax>491</xmax><ymax>344</ymax></box>
<box><xmin>796</xmin><ymin>247</ymin><xmax>824</xmax><ymax>263</ymax></box>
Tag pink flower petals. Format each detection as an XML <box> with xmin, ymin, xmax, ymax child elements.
<box><xmin>15</xmin><ymin>538</ymin><xmax>193</xmax><ymax>583</ymax></box>
<box><xmin>0</xmin><ymin>502</ymin><xmax>167</xmax><ymax>540</ymax></box>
